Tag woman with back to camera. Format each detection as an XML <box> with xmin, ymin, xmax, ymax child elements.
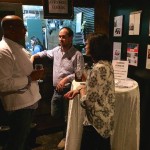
<box><xmin>30</xmin><ymin>36</ymin><xmax>45</xmax><ymax>55</ymax></box>
<box><xmin>64</xmin><ymin>33</ymin><xmax>115</xmax><ymax>150</ymax></box>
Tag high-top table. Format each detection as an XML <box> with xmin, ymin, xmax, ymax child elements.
<box><xmin>65</xmin><ymin>78</ymin><xmax>140</xmax><ymax>150</ymax></box>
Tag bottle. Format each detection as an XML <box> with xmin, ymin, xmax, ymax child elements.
<box><xmin>82</xmin><ymin>63</ymin><xmax>89</xmax><ymax>82</ymax></box>
<box><xmin>75</xmin><ymin>67</ymin><xmax>83</xmax><ymax>82</ymax></box>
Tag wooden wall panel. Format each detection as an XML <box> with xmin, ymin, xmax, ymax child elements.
<box><xmin>0</xmin><ymin>0</ymin><xmax>42</xmax><ymax>5</ymax></box>
<box><xmin>94</xmin><ymin>0</ymin><xmax>110</xmax><ymax>35</ymax></box>
<box><xmin>0</xmin><ymin>0</ymin><xmax>110</xmax><ymax>38</ymax></box>
<box><xmin>0</xmin><ymin>0</ymin><xmax>95</xmax><ymax>7</ymax></box>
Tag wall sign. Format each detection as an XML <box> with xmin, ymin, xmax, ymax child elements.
<box><xmin>112</xmin><ymin>60</ymin><xmax>128</xmax><ymax>80</ymax></box>
<box><xmin>127</xmin><ymin>43</ymin><xmax>139</xmax><ymax>66</ymax></box>
<box><xmin>113</xmin><ymin>42</ymin><xmax>122</xmax><ymax>60</ymax></box>
<box><xmin>129</xmin><ymin>10</ymin><xmax>142</xmax><ymax>35</ymax></box>
<box><xmin>146</xmin><ymin>45</ymin><xmax>150</xmax><ymax>69</ymax></box>
<box><xmin>43</xmin><ymin>0</ymin><xmax>73</xmax><ymax>19</ymax></box>
<box><xmin>113</xmin><ymin>15</ymin><xmax>123</xmax><ymax>37</ymax></box>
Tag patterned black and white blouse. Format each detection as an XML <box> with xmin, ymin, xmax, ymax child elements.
<box><xmin>80</xmin><ymin>60</ymin><xmax>115</xmax><ymax>138</ymax></box>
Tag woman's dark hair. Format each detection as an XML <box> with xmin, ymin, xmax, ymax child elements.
<box><xmin>30</xmin><ymin>36</ymin><xmax>43</xmax><ymax>46</ymax></box>
<box><xmin>30</xmin><ymin>36</ymin><xmax>46</xmax><ymax>50</ymax></box>
<box><xmin>87</xmin><ymin>33</ymin><xmax>112</xmax><ymax>62</ymax></box>
<box><xmin>60</xmin><ymin>27</ymin><xmax>74</xmax><ymax>37</ymax></box>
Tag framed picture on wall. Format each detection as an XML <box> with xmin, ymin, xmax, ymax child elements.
<box><xmin>42</xmin><ymin>0</ymin><xmax>73</xmax><ymax>19</ymax></box>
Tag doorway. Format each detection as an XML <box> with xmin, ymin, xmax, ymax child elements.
<box><xmin>23</xmin><ymin>5</ymin><xmax>95</xmax><ymax>53</ymax></box>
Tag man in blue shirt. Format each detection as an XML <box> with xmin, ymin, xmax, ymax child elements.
<box><xmin>31</xmin><ymin>27</ymin><xmax>84</xmax><ymax>149</ymax></box>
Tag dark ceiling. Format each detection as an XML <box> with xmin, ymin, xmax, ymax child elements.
<box><xmin>73</xmin><ymin>0</ymin><xmax>150</xmax><ymax>8</ymax></box>
<box><xmin>73</xmin><ymin>0</ymin><xmax>95</xmax><ymax>7</ymax></box>
<box><xmin>109</xmin><ymin>0</ymin><xmax>150</xmax><ymax>5</ymax></box>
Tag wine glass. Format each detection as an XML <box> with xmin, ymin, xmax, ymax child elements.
<box><xmin>35</xmin><ymin>64</ymin><xmax>44</xmax><ymax>83</ymax></box>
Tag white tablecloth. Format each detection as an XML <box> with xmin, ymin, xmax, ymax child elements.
<box><xmin>65</xmin><ymin>79</ymin><xmax>140</xmax><ymax>150</ymax></box>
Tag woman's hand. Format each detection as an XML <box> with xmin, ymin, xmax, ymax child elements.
<box><xmin>64</xmin><ymin>90</ymin><xmax>79</xmax><ymax>100</ymax></box>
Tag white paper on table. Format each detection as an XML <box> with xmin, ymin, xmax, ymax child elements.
<box><xmin>115</xmin><ymin>79</ymin><xmax>134</xmax><ymax>88</ymax></box>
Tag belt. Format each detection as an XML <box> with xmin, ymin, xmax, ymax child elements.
<box><xmin>0</xmin><ymin>85</ymin><xmax>30</xmax><ymax>96</ymax></box>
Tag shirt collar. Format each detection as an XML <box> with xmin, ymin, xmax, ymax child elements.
<box><xmin>2</xmin><ymin>37</ymin><xmax>21</xmax><ymax>48</ymax></box>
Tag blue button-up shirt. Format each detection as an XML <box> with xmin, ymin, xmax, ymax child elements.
<box><xmin>38</xmin><ymin>46</ymin><xmax>84</xmax><ymax>86</ymax></box>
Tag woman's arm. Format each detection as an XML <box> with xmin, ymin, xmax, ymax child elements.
<box><xmin>64</xmin><ymin>84</ymin><xmax>86</xmax><ymax>100</ymax></box>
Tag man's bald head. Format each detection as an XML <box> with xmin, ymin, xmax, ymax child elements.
<box><xmin>1</xmin><ymin>15</ymin><xmax>23</xmax><ymax>32</ymax></box>
<box><xmin>1</xmin><ymin>15</ymin><xmax>26</xmax><ymax>43</ymax></box>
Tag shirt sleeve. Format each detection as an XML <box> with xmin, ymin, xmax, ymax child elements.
<box><xmin>67</xmin><ymin>51</ymin><xmax>85</xmax><ymax>82</ymax></box>
<box><xmin>38</xmin><ymin>48</ymin><xmax>56</xmax><ymax>59</ymax></box>
<box><xmin>0</xmin><ymin>53</ymin><xmax>28</xmax><ymax>93</ymax></box>
<box><xmin>80</xmin><ymin>66</ymin><xmax>106</xmax><ymax>109</ymax></box>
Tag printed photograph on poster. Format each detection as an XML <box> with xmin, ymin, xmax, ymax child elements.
<box><xmin>113</xmin><ymin>15</ymin><xmax>123</xmax><ymax>37</ymax></box>
<box><xmin>149</xmin><ymin>20</ymin><xmax>150</xmax><ymax>36</ymax></box>
<box><xmin>146</xmin><ymin>45</ymin><xmax>150</xmax><ymax>69</ymax></box>
<box><xmin>129</xmin><ymin>11</ymin><xmax>142</xmax><ymax>35</ymax></box>
<box><xmin>127</xmin><ymin>43</ymin><xmax>139</xmax><ymax>66</ymax></box>
<box><xmin>113</xmin><ymin>42</ymin><xmax>121</xmax><ymax>60</ymax></box>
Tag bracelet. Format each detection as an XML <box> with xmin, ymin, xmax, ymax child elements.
<box><xmin>77</xmin><ymin>87</ymin><xmax>82</xmax><ymax>93</ymax></box>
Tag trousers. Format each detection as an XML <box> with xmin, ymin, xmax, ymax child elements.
<box><xmin>80</xmin><ymin>125</ymin><xmax>111</xmax><ymax>150</ymax></box>
<box><xmin>51</xmin><ymin>86</ymin><xmax>71</xmax><ymax>137</ymax></box>
<box><xmin>3</xmin><ymin>109</ymin><xmax>35</xmax><ymax>150</ymax></box>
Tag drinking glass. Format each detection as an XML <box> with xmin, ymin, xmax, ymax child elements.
<box><xmin>35</xmin><ymin>64</ymin><xmax>44</xmax><ymax>83</ymax></box>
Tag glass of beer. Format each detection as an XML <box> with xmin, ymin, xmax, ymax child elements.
<box><xmin>35</xmin><ymin>64</ymin><xmax>44</xmax><ymax>83</ymax></box>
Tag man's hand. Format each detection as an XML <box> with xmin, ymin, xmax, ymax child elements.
<box><xmin>30</xmin><ymin>54</ymin><xmax>40</xmax><ymax>63</ymax></box>
<box><xmin>30</xmin><ymin>55</ymin><xmax>35</xmax><ymax>63</ymax></box>
<box><xmin>56</xmin><ymin>77</ymin><xmax>68</xmax><ymax>92</ymax></box>
<box><xmin>30</xmin><ymin>69</ymin><xmax>45</xmax><ymax>81</ymax></box>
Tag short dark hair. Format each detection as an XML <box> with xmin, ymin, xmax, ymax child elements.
<box><xmin>60</xmin><ymin>27</ymin><xmax>74</xmax><ymax>37</ymax></box>
<box><xmin>87</xmin><ymin>33</ymin><xmax>112</xmax><ymax>62</ymax></box>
